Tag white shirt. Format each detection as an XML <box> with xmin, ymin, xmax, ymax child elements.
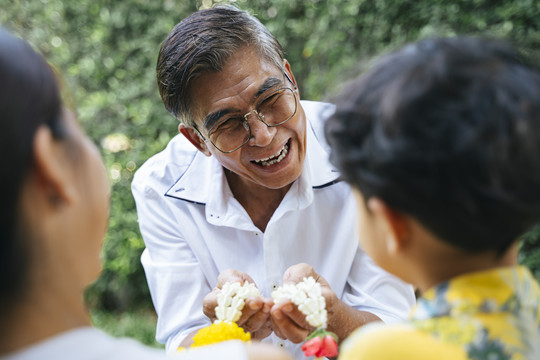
<box><xmin>0</xmin><ymin>327</ymin><xmax>247</xmax><ymax>360</ymax></box>
<box><xmin>132</xmin><ymin>101</ymin><xmax>416</xmax><ymax>359</ymax></box>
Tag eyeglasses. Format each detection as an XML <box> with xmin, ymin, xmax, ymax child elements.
<box><xmin>194</xmin><ymin>73</ymin><xmax>298</xmax><ymax>153</ymax></box>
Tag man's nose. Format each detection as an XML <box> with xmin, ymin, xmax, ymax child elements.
<box><xmin>246</xmin><ymin>111</ymin><xmax>275</xmax><ymax>147</ymax></box>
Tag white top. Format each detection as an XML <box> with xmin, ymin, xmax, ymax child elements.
<box><xmin>132</xmin><ymin>100</ymin><xmax>416</xmax><ymax>359</ymax></box>
<box><xmin>0</xmin><ymin>327</ymin><xmax>247</xmax><ymax>360</ymax></box>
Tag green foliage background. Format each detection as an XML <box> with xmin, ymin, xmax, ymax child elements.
<box><xmin>2</xmin><ymin>0</ymin><xmax>539</xmax><ymax>344</ymax></box>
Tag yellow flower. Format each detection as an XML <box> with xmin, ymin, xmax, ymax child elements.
<box><xmin>446</xmin><ymin>270</ymin><xmax>513</xmax><ymax>308</ymax></box>
<box><xmin>191</xmin><ymin>321</ymin><xmax>251</xmax><ymax>348</ymax></box>
<box><xmin>416</xmin><ymin>316</ymin><xmax>478</xmax><ymax>345</ymax></box>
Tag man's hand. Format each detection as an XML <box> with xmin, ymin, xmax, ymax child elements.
<box><xmin>203</xmin><ymin>269</ymin><xmax>273</xmax><ymax>340</ymax></box>
<box><xmin>271</xmin><ymin>263</ymin><xmax>382</xmax><ymax>344</ymax></box>
<box><xmin>270</xmin><ymin>263</ymin><xmax>338</xmax><ymax>343</ymax></box>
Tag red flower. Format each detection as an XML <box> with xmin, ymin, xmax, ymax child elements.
<box><xmin>302</xmin><ymin>330</ymin><xmax>339</xmax><ymax>358</ymax></box>
<box><xmin>320</xmin><ymin>334</ymin><xmax>338</xmax><ymax>357</ymax></box>
<box><xmin>302</xmin><ymin>335</ymin><xmax>323</xmax><ymax>357</ymax></box>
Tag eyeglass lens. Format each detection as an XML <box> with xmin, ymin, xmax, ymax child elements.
<box><xmin>209</xmin><ymin>87</ymin><xmax>297</xmax><ymax>152</ymax></box>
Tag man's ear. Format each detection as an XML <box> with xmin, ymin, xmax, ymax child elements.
<box><xmin>33</xmin><ymin>125</ymin><xmax>76</xmax><ymax>207</ymax></box>
<box><xmin>178</xmin><ymin>124</ymin><xmax>211</xmax><ymax>157</ymax></box>
<box><xmin>367</xmin><ymin>197</ymin><xmax>409</xmax><ymax>255</ymax></box>
<box><xmin>283</xmin><ymin>59</ymin><xmax>298</xmax><ymax>89</ymax></box>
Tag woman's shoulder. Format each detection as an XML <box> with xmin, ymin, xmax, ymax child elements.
<box><xmin>0</xmin><ymin>327</ymin><xmax>166</xmax><ymax>360</ymax></box>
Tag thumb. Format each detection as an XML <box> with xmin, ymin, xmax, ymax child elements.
<box><xmin>282</xmin><ymin>263</ymin><xmax>317</xmax><ymax>285</ymax></box>
<box><xmin>217</xmin><ymin>269</ymin><xmax>256</xmax><ymax>288</ymax></box>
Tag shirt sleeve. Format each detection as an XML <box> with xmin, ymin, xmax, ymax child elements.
<box><xmin>132</xmin><ymin>174</ymin><xmax>212</xmax><ymax>354</ymax></box>
<box><xmin>342</xmin><ymin>247</ymin><xmax>416</xmax><ymax>324</ymax></box>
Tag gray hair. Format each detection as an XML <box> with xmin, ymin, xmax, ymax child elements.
<box><xmin>156</xmin><ymin>4</ymin><xmax>285</xmax><ymax>127</ymax></box>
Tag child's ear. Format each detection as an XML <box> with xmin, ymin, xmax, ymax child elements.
<box><xmin>367</xmin><ymin>197</ymin><xmax>409</xmax><ymax>255</ymax></box>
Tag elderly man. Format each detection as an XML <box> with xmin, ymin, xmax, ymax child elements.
<box><xmin>132</xmin><ymin>5</ymin><xmax>415</xmax><ymax>358</ymax></box>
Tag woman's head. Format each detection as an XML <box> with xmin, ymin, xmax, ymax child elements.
<box><xmin>0</xmin><ymin>29</ymin><xmax>109</xmax><ymax>309</ymax></box>
<box><xmin>326</xmin><ymin>37</ymin><xmax>540</xmax><ymax>255</ymax></box>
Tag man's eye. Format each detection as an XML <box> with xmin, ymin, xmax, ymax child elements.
<box><xmin>259</xmin><ymin>90</ymin><xmax>283</xmax><ymax>108</ymax></box>
<box><xmin>212</xmin><ymin>117</ymin><xmax>243</xmax><ymax>134</ymax></box>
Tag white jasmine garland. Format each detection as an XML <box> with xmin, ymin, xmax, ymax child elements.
<box><xmin>215</xmin><ymin>281</ymin><xmax>261</xmax><ymax>323</ymax></box>
<box><xmin>271</xmin><ymin>276</ymin><xmax>328</xmax><ymax>328</ymax></box>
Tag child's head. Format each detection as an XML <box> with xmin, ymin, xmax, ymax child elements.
<box><xmin>325</xmin><ymin>37</ymin><xmax>540</xmax><ymax>285</ymax></box>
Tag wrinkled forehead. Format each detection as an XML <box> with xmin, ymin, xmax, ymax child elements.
<box><xmin>189</xmin><ymin>47</ymin><xmax>286</xmax><ymax>127</ymax></box>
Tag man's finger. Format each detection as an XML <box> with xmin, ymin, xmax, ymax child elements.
<box><xmin>241</xmin><ymin>300</ymin><xmax>271</xmax><ymax>333</ymax></box>
<box><xmin>236</xmin><ymin>296</ymin><xmax>265</xmax><ymax>325</ymax></box>
<box><xmin>250</xmin><ymin>322</ymin><xmax>273</xmax><ymax>341</ymax></box>
<box><xmin>278</xmin><ymin>301</ymin><xmax>314</xmax><ymax>331</ymax></box>
<box><xmin>270</xmin><ymin>302</ymin><xmax>310</xmax><ymax>343</ymax></box>
<box><xmin>282</xmin><ymin>263</ymin><xmax>315</xmax><ymax>285</ymax></box>
<box><xmin>216</xmin><ymin>269</ymin><xmax>255</xmax><ymax>287</ymax></box>
<box><xmin>202</xmin><ymin>288</ymin><xmax>220</xmax><ymax>320</ymax></box>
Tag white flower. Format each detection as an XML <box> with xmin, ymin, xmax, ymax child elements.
<box><xmin>214</xmin><ymin>281</ymin><xmax>261</xmax><ymax>323</ymax></box>
<box><xmin>271</xmin><ymin>277</ymin><xmax>328</xmax><ymax>328</ymax></box>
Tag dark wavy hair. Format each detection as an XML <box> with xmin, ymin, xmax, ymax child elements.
<box><xmin>0</xmin><ymin>28</ymin><xmax>66</xmax><ymax>306</ymax></box>
<box><xmin>326</xmin><ymin>37</ymin><xmax>540</xmax><ymax>254</ymax></box>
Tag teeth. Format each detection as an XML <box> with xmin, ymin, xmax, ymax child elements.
<box><xmin>259</xmin><ymin>145</ymin><xmax>284</xmax><ymax>162</ymax></box>
<box><xmin>254</xmin><ymin>143</ymin><xmax>289</xmax><ymax>167</ymax></box>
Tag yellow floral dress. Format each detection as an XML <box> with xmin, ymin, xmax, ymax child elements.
<box><xmin>339</xmin><ymin>266</ymin><xmax>540</xmax><ymax>360</ymax></box>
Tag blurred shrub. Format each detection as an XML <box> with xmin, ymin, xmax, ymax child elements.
<box><xmin>1</xmin><ymin>0</ymin><xmax>198</xmax><ymax>310</ymax></box>
<box><xmin>520</xmin><ymin>225</ymin><xmax>540</xmax><ymax>279</ymax></box>
<box><xmin>2</xmin><ymin>0</ymin><xmax>540</xmax><ymax>314</ymax></box>
<box><xmin>90</xmin><ymin>308</ymin><xmax>164</xmax><ymax>347</ymax></box>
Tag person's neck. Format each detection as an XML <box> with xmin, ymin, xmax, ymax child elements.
<box><xmin>0</xmin><ymin>284</ymin><xmax>90</xmax><ymax>355</ymax></box>
<box><xmin>225</xmin><ymin>169</ymin><xmax>292</xmax><ymax>232</ymax></box>
<box><xmin>416</xmin><ymin>241</ymin><xmax>519</xmax><ymax>294</ymax></box>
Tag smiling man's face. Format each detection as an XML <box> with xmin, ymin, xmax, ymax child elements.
<box><xmin>187</xmin><ymin>46</ymin><xmax>307</xmax><ymax>191</ymax></box>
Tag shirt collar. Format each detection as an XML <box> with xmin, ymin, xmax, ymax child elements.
<box><xmin>165</xmin><ymin>110</ymin><xmax>341</xmax><ymax>207</ymax></box>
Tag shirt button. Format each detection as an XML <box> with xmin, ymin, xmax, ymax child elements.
<box><xmin>254</xmin><ymin>232</ymin><xmax>259</xmax><ymax>236</ymax></box>
<box><xmin>272</xmin><ymin>282</ymin><xmax>279</xmax><ymax>290</ymax></box>
<box><xmin>278</xmin><ymin>341</ymin><xmax>286</xmax><ymax>348</ymax></box>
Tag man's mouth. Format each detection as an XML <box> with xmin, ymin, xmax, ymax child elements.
<box><xmin>252</xmin><ymin>141</ymin><xmax>290</xmax><ymax>167</ymax></box>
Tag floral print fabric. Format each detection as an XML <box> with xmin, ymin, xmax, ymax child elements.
<box><xmin>339</xmin><ymin>266</ymin><xmax>540</xmax><ymax>360</ymax></box>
